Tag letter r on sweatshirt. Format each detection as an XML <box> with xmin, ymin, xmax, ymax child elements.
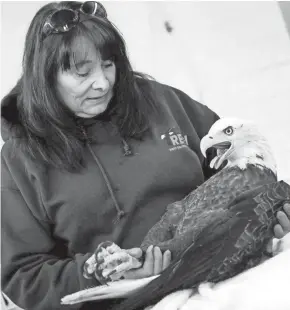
<box><xmin>170</xmin><ymin>135</ymin><xmax>179</xmax><ymax>146</ymax></box>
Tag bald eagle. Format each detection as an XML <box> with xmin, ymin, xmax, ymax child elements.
<box><xmin>61</xmin><ymin>118</ymin><xmax>290</xmax><ymax>309</ymax></box>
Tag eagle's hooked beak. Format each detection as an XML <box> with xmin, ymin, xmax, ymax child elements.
<box><xmin>200</xmin><ymin>135</ymin><xmax>232</xmax><ymax>170</ymax></box>
<box><xmin>200</xmin><ymin>134</ymin><xmax>214</xmax><ymax>158</ymax></box>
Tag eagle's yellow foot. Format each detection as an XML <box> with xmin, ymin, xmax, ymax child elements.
<box><xmin>84</xmin><ymin>241</ymin><xmax>143</xmax><ymax>284</ymax></box>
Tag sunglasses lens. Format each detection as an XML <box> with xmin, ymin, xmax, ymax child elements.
<box><xmin>81</xmin><ymin>1</ymin><xmax>107</xmax><ymax>17</ymax></box>
<box><xmin>50</xmin><ymin>10</ymin><xmax>78</xmax><ymax>32</ymax></box>
<box><xmin>43</xmin><ymin>2</ymin><xmax>107</xmax><ymax>38</ymax></box>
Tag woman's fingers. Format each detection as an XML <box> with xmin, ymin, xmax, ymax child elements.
<box><xmin>142</xmin><ymin>245</ymin><xmax>154</xmax><ymax>276</ymax></box>
<box><xmin>277</xmin><ymin>211</ymin><xmax>290</xmax><ymax>232</ymax></box>
<box><xmin>162</xmin><ymin>250</ymin><xmax>172</xmax><ymax>270</ymax></box>
<box><xmin>153</xmin><ymin>247</ymin><xmax>163</xmax><ymax>275</ymax></box>
<box><xmin>274</xmin><ymin>204</ymin><xmax>290</xmax><ymax>239</ymax></box>
<box><xmin>274</xmin><ymin>224</ymin><xmax>285</xmax><ymax>239</ymax></box>
<box><xmin>282</xmin><ymin>204</ymin><xmax>290</xmax><ymax>230</ymax></box>
<box><xmin>123</xmin><ymin>245</ymin><xmax>172</xmax><ymax>280</ymax></box>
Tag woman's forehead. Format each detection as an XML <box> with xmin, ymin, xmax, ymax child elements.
<box><xmin>69</xmin><ymin>36</ymin><xmax>102</xmax><ymax>64</ymax></box>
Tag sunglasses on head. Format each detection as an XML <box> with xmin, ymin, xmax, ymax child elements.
<box><xmin>43</xmin><ymin>1</ymin><xmax>107</xmax><ymax>39</ymax></box>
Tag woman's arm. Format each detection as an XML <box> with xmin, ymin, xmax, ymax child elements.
<box><xmin>1</xmin><ymin>186</ymin><xmax>99</xmax><ymax>310</ymax></box>
<box><xmin>1</xmin><ymin>155</ymin><xmax>99</xmax><ymax>310</ymax></box>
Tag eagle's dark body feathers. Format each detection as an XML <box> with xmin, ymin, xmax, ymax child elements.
<box><xmin>141</xmin><ymin>164</ymin><xmax>277</xmax><ymax>258</ymax></box>
<box><xmin>114</xmin><ymin>180</ymin><xmax>290</xmax><ymax>310</ymax></box>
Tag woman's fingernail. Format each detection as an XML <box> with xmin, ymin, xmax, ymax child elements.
<box><xmin>147</xmin><ymin>245</ymin><xmax>153</xmax><ymax>252</ymax></box>
<box><xmin>154</xmin><ymin>247</ymin><xmax>161</xmax><ymax>254</ymax></box>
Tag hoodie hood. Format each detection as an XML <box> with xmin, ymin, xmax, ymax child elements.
<box><xmin>1</xmin><ymin>81</ymin><xmax>24</xmax><ymax>142</ymax></box>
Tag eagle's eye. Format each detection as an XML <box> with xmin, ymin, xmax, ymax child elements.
<box><xmin>223</xmin><ymin>126</ymin><xmax>234</xmax><ymax>135</ymax></box>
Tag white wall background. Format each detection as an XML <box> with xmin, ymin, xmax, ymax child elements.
<box><xmin>1</xmin><ymin>1</ymin><xmax>290</xmax><ymax>180</ymax></box>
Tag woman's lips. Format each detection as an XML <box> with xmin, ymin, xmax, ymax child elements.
<box><xmin>84</xmin><ymin>91</ymin><xmax>112</xmax><ymax>105</ymax></box>
<box><xmin>85</xmin><ymin>94</ymin><xmax>108</xmax><ymax>105</ymax></box>
<box><xmin>87</xmin><ymin>95</ymin><xmax>106</xmax><ymax>100</ymax></box>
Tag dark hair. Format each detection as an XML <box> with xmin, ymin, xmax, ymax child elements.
<box><xmin>13</xmin><ymin>1</ymin><xmax>159</xmax><ymax>172</ymax></box>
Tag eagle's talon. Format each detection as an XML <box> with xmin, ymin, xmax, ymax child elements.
<box><xmin>100</xmin><ymin>251</ymin><xmax>139</xmax><ymax>280</ymax></box>
<box><xmin>90</xmin><ymin>241</ymin><xmax>142</xmax><ymax>282</ymax></box>
<box><xmin>84</xmin><ymin>241</ymin><xmax>145</xmax><ymax>283</ymax></box>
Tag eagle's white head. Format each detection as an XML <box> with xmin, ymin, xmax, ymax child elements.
<box><xmin>200</xmin><ymin>118</ymin><xmax>277</xmax><ymax>174</ymax></box>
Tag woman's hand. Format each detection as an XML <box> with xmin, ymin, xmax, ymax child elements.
<box><xmin>265</xmin><ymin>203</ymin><xmax>290</xmax><ymax>256</ymax></box>
<box><xmin>86</xmin><ymin>241</ymin><xmax>172</xmax><ymax>283</ymax></box>
<box><xmin>120</xmin><ymin>245</ymin><xmax>171</xmax><ymax>280</ymax></box>
<box><xmin>274</xmin><ymin>203</ymin><xmax>290</xmax><ymax>239</ymax></box>
<box><xmin>103</xmin><ymin>245</ymin><xmax>171</xmax><ymax>281</ymax></box>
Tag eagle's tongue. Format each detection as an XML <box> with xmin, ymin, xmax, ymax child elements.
<box><xmin>210</xmin><ymin>156</ymin><xmax>219</xmax><ymax>169</ymax></box>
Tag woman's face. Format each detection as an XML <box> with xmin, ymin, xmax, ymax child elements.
<box><xmin>56</xmin><ymin>37</ymin><xmax>116</xmax><ymax>118</ymax></box>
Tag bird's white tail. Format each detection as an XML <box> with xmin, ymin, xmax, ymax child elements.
<box><xmin>61</xmin><ymin>275</ymin><xmax>159</xmax><ymax>305</ymax></box>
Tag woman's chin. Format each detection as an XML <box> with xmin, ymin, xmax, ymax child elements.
<box><xmin>78</xmin><ymin>103</ymin><xmax>109</xmax><ymax>118</ymax></box>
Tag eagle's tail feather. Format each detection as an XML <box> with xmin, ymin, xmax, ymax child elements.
<box><xmin>61</xmin><ymin>276</ymin><xmax>158</xmax><ymax>305</ymax></box>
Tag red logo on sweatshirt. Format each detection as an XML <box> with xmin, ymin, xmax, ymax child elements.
<box><xmin>161</xmin><ymin>128</ymin><xmax>188</xmax><ymax>151</ymax></box>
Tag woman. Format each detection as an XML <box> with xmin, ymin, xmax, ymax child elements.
<box><xmin>1</xmin><ymin>2</ymin><xmax>290</xmax><ymax>310</ymax></box>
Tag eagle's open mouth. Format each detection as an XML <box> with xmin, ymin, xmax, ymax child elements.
<box><xmin>210</xmin><ymin>141</ymin><xmax>232</xmax><ymax>169</ymax></box>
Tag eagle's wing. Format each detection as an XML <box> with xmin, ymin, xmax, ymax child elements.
<box><xmin>61</xmin><ymin>169</ymin><xmax>279</xmax><ymax>306</ymax></box>
<box><xmin>142</xmin><ymin>165</ymin><xmax>276</xmax><ymax>257</ymax></box>
<box><xmin>113</xmin><ymin>180</ymin><xmax>290</xmax><ymax>310</ymax></box>
<box><xmin>177</xmin><ymin>165</ymin><xmax>276</xmax><ymax>236</ymax></box>
<box><xmin>140</xmin><ymin>201</ymin><xmax>185</xmax><ymax>250</ymax></box>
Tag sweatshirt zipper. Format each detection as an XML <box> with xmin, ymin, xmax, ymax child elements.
<box><xmin>80</xmin><ymin>126</ymin><xmax>126</xmax><ymax>223</ymax></box>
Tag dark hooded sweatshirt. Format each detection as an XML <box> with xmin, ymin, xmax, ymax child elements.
<box><xmin>1</xmin><ymin>78</ymin><xmax>219</xmax><ymax>310</ymax></box>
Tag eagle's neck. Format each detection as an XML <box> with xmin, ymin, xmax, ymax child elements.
<box><xmin>226</xmin><ymin>139</ymin><xmax>277</xmax><ymax>175</ymax></box>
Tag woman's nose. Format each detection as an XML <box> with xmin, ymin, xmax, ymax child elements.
<box><xmin>91</xmin><ymin>71</ymin><xmax>109</xmax><ymax>91</ymax></box>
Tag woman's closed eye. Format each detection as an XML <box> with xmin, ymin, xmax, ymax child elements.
<box><xmin>102</xmin><ymin>60</ymin><xmax>114</xmax><ymax>69</ymax></box>
<box><xmin>73</xmin><ymin>64</ymin><xmax>92</xmax><ymax>78</ymax></box>
<box><xmin>74</xmin><ymin>61</ymin><xmax>113</xmax><ymax>78</ymax></box>
<box><xmin>76</xmin><ymin>70</ymin><xmax>90</xmax><ymax>77</ymax></box>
